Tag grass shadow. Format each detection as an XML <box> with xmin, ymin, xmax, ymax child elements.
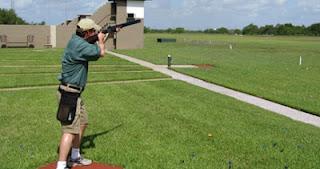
<box><xmin>81</xmin><ymin>124</ymin><xmax>122</xmax><ymax>152</ymax></box>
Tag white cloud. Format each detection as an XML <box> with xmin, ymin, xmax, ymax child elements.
<box><xmin>275</xmin><ymin>0</ymin><xmax>287</xmax><ymax>5</ymax></box>
<box><xmin>145</xmin><ymin>0</ymin><xmax>171</xmax><ymax>9</ymax></box>
<box><xmin>14</xmin><ymin>0</ymin><xmax>33</xmax><ymax>9</ymax></box>
<box><xmin>298</xmin><ymin>0</ymin><xmax>320</xmax><ymax>12</ymax></box>
<box><xmin>178</xmin><ymin>0</ymin><xmax>291</xmax><ymax>16</ymax></box>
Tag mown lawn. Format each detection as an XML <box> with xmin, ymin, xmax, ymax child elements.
<box><xmin>0</xmin><ymin>49</ymin><xmax>168</xmax><ymax>88</ymax></box>
<box><xmin>1</xmin><ymin>80</ymin><xmax>320</xmax><ymax>169</ymax></box>
<box><xmin>116</xmin><ymin>33</ymin><xmax>320</xmax><ymax>115</ymax></box>
<box><xmin>0</xmin><ymin>48</ymin><xmax>319</xmax><ymax>169</ymax></box>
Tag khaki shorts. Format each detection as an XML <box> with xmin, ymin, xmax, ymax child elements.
<box><xmin>57</xmin><ymin>85</ymin><xmax>88</xmax><ymax>134</ymax></box>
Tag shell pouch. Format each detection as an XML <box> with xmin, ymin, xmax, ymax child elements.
<box><xmin>56</xmin><ymin>89</ymin><xmax>80</xmax><ymax>125</ymax></box>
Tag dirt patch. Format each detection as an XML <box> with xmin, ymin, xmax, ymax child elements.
<box><xmin>194</xmin><ymin>64</ymin><xmax>214</xmax><ymax>69</ymax></box>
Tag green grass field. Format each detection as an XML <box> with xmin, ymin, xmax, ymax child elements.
<box><xmin>116</xmin><ymin>33</ymin><xmax>320</xmax><ymax>115</ymax></box>
<box><xmin>1</xmin><ymin>48</ymin><xmax>320</xmax><ymax>169</ymax></box>
<box><xmin>0</xmin><ymin>49</ymin><xmax>168</xmax><ymax>88</ymax></box>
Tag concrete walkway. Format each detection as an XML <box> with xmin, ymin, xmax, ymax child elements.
<box><xmin>157</xmin><ymin>65</ymin><xmax>198</xmax><ymax>68</ymax></box>
<box><xmin>107</xmin><ymin>51</ymin><xmax>320</xmax><ymax>128</ymax></box>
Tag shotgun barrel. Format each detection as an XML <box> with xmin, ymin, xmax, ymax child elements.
<box><xmin>86</xmin><ymin>19</ymin><xmax>141</xmax><ymax>44</ymax></box>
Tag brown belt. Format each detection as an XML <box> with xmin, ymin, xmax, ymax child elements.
<box><xmin>60</xmin><ymin>82</ymin><xmax>82</xmax><ymax>91</ymax></box>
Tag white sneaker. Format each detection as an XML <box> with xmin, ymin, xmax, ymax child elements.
<box><xmin>69</xmin><ymin>156</ymin><xmax>92</xmax><ymax>166</ymax></box>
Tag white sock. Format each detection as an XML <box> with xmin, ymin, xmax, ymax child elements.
<box><xmin>71</xmin><ymin>148</ymin><xmax>80</xmax><ymax>159</ymax></box>
<box><xmin>56</xmin><ymin>161</ymin><xmax>66</xmax><ymax>169</ymax></box>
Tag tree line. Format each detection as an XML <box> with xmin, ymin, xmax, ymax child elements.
<box><xmin>0</xmin><ymin>8</ymin><xmax>45</xmax><ymax>25</ymax></box>
<box><xmin>145</xmin><ymin>23</ymin><xmax>320</xmax><ymax>36</ymax></box>
<box><xmin>1</xmin><ymin>7</ymin><xmax>319</xmax><ymax>36</ymax></box>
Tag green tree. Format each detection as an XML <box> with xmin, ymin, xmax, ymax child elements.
<box><xmin>144</xmin><ymin>26</ymin><xmax>151</xmax><ymax>33</ymax></box>
<box><xmin>308</xmin><ymin>23</ymin><xmax>320</xmax><ymax>36</ymax></box>
<box><xmin>175</xmin><ymin>27</ymin><xmax>185</xmax><ymax>33</ymax></box>
<box><xmin>276</xmin><ymin>23</ymin><xmax>295</xmax><ymax>35</ymax></box>
<box><xmin>293</xmin><ymin>25</ymin><xmax>307</xmax><ymax>35</ymax></box>
<box><xmin>216</xmin><ymin>27</ymin><xmax>229</xmax><ymax>34</ymax></box>
<box><xmin>30</xmin><ymin>21</ymin><xmax>46</xmax><ymax>25</ymax></box>
<box><xmin>166</xmin><ymin>28</ymin><xmax>174</xmax><ymax>33</ymax></box>
<box><xmin>259</xmin><ymin>25</ymin><xmax>275</xmax><ymax>35</ymax></box>
<box><xmin>233</xmin><ymin>29</ymin><xmax>242</xmax><ymax>35</ymax></box>
<box><xmin>0</xmin><ymin>8</ymin><xmax>28</xmax><ymax>25</ymax></box>
<box><xmin>242</xmin><ymin>24</ymin><xmax>259</xmax><ymax>35</ymax></box>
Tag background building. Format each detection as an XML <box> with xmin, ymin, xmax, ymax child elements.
<box><xmin>0</xmin><ymin>0</ymin><xmax>146</xmax><ymax>50</ymax></box>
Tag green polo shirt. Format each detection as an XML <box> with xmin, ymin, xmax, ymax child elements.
<box><xmin>58</xmin><ymin>34</ymin><xmax>101</xmax><ymax>88</ymax></box>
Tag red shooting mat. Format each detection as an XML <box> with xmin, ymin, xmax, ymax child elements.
<box><xmin>38</xmin><ymin>162</ymin><xmax>123</xmax><ymax>169</ymax></box>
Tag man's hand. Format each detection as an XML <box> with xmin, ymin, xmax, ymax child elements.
<box><xmin>98</xmin><ymin>32</ymin><xmax>105</xmax><ymax>43</ymax></box>
<box><xmin>98</xmin><ymin>32</ymin><xmax>105</xmax><ymax>57</ymax></box>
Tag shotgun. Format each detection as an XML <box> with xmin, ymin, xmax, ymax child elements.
<box><xmin>86</xmin><ymin>19</ymin><xmax>141</xmax><ymax>44</ymax></box>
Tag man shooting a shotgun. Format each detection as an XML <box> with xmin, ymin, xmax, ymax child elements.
<box><xmin>55</xmin><ymin>18</ymin><xmax>120</xmax><ymax>169</ymax></box>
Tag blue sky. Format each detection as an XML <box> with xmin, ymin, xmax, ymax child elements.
<box><xmin>1</xmin><ymin>0</ymin><xmax>320</xmax><ymax>29</ymax></box>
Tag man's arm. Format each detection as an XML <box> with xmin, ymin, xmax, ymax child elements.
<box><xmin>98</xmin><ymin>32</ymin><xmax>106</xmax><ymax>57</ymax></box>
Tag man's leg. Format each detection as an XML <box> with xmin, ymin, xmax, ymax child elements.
<box><xmin>71</xmin><ymin>124</ymin><xmax>87</xmax><ymax>152</ymax></box>
<box><xmin>57</xmin><ymin>133</ymin><xmax>75</xmax><ymax>169</ymax></box>
<box><xmin>70</xmin><ymin>99</ymin><xmax>92</xmax><ymax>165</ymax></box>
<box><xmin>70</xmin><ymin>126</ymin><xmax>92</xmax><ymax>166</ymax></box>
<box><xmin>56</xmin><ymin>86</ymin><xmax>83</xmax><ymax>169</ymax></box>
<box><xmin>79</xmin><ymin>124</ymin><xmax>87</xmax><ymax>143</ymax></box>
<box><xmin>72</xmin><ymin>124</ymin><xmax>87</xmax><ymax>147</ymax></box>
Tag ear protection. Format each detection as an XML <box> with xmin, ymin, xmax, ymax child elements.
<box><xmin>76</xmin><ymin>26</ymin><xmax>85</xmax><ymax>38</ymax></box>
